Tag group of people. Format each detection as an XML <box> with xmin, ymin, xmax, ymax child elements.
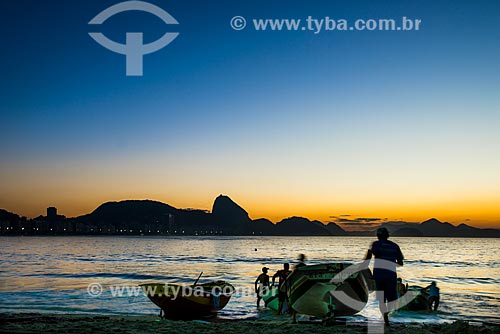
<box><xmin>254</xmin><ymin>228</ymin><xmax>440</xmax><ymax>326</ymax></box>
<box><xmin>397</xmin><ymin>277</ymin><xmax>440</xmax><ymax>311</ymax></box>
<box><xmin>254</xmin><ymin>253</ymin><xmax>306</xmax><ymax>312</ymax></box>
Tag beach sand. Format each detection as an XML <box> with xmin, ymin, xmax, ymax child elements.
<box><xmin>1</xmin><ymin>313</ymin><xmax>499</xmax><ymax>334</ymax></box>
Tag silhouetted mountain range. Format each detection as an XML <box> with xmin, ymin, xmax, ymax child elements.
<box><xmin>0</xmin><ymin>196</ymin><xmax>499</xmax><ymax>237</ymax></box>
<box><xmin>377</xmin><ymin>218</ymin><xmax>500</xmax><ymax>237</ymax></box>
<box><xmin>0</xmin><ymin>209</ymin><xmax>21</xmax><ymax>224</ymax></box>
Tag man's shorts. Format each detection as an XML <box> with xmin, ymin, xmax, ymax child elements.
<box><xmin>375</xmin><ymin>276</ymin><xmax>398</xmax><ymax>302</ymax></box>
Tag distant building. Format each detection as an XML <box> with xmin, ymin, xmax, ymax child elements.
<box><xmin>47</xmin><ymin>207</ymin><xmax>57</xmax><ymax>220</ymax></box>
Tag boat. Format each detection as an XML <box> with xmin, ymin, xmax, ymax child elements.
<box><xmin>262</xmin><ymin>286</ymin><xmax>289</xmax><ymax>313</ymax></box>
<box><xmin>399</xmin><ymin>285</ymin><xmax>430</xmax><ymax>311</ymax></box>
<box><xmin>140</xmin><ymin>279</ymin><xmax>235</xmax><ymax>319</ymax></box>
<box><xmin>262</xmin><ymin>286</ymin><xmax>280</xmax><ymax>311</ymax></box>
<box><xmin>285</xmin><ymin>262</ymin><xmax>374</xmax><ymax>319</ymax></box>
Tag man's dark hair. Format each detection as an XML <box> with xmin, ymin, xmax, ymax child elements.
<box><xmin>376</xmin><ymin>227</ymin><xmax>389</xmax><ymax>240</ymax></box>
<box><xmin>284</xmin><ymin>263</ymin><xmax>290</xmax><ymax>269</ymax></box>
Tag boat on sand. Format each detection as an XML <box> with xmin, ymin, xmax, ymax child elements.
<box><xmin>265</xmin><ymin>262</ymin><xmax>373</xmax><ymax>320</ymax></box>
<box><xmin>262</xmin><ymin>286</ymin><xmax>289</xmax><ymax>313</ymax></box>
<box><xmin>262</xmin><ymin>286</ymin><xmax>280</xmax><ymax>311</ymax></box>
<box><xmin>140</xmin><ymin>279</ymin><xmax>234</xmax><ymax>319</ymax></box>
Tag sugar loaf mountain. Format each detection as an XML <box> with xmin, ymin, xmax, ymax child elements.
<box><xmin>1</xmin><ymin>195</ymin><xmax>499</xmax><ymax>237</ymax></box>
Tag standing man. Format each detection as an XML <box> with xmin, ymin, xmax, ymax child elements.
<box><xmin>272</xmin><ymin>263</ymin><xmax>292</xmax><ymax>315</ymax></box>
<box><xmin>254</xmin><ymin>267</ymin><xmax>270</xmax><ymax>307</ymax></box>
<box><xmin>365</xmin><ymin>227</ymin><xmax>404</xmax><ymax>326</ymax></box>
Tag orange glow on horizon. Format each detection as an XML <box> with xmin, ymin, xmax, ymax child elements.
<box><xmin>1</xmin><ymin>193</ymin><xmax>499</xmax><ymax>230</ymax></box>
<box><xmin>1</xmin><ymin>156</ymin><xmax>499</xmax><ymax>230</ymax></box>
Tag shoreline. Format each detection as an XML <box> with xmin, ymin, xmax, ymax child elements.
<box><xmin>2</xmin><ymin>235</ymin><xmax>500</xmax><ymax>238</ymax></box>
<box><xmin>1</xmin><ymin>313</ymin><xmax>499</xmax><ymax>334</ymax></box>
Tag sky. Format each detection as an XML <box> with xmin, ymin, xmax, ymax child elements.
<box><xmin>1</xmin><ymin>0</ymin><xmax>499</xmax><ymax>229</ymax></box>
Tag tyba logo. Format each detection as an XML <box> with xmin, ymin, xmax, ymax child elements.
<box><xmin>88</xmin><ymin>1</ymin><xmax>179</xmax><ymax>76</ymax></box>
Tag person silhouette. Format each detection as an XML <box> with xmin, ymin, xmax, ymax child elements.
<box><xmin>365</xmin><ymin>227</ymin><xmax>404</xmax><ymax>326</ymax></box>
<box><xmin>294</xmin><ymin>253</ymin><xmax>307</xmax><ymax>269</ymax></box>
<box><xmin>272</xmin><ymin>263</ymin><xmax>292</xmax><ymax>315</ymax></box>
<box><xmin>425</xmin><ymin>281</ymin><xmax>440</xmax><ymax>311</ymax></box>
<box><xmin>254</xmin><ymin>267</ymin><xmax>270</xmax><ymax>307</ymax></box>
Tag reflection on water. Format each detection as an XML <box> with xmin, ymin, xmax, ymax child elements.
<box><xmin>0</xmin><ymin>236</ymin><xmax>498</xmax><ymax>324</ymax></box>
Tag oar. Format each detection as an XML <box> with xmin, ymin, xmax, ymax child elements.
<box><xmin>193</xmin><ymin>271</ymin><xmax>203</xmax><ymax>286</ymax></box>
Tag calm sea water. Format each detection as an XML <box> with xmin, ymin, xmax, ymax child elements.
<box><xmin>0</xmin><ymin>236</ymin><xmax>498</xmax><ymax>324</ymax></box>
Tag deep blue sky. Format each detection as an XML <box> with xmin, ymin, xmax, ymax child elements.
<box><xmin>1</xmin><ymin>0</ymin><xmax>499</xmax><ymax>226</ymax></box>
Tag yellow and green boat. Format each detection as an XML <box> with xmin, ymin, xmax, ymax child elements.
<box><xmin>285</xmin><ymin>263</ymin><xmax>373</xmax><ymax>319</ymax></box>
<box><xmin>140</xmin><ymin>280</ymin><xmax>234</xmax><ymax>319</ymax></box>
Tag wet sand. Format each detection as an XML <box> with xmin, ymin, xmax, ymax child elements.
<box><xmin>1</xmin><ymin>313</ymin><xmax>499</xmax><ymax>334</ymax></box>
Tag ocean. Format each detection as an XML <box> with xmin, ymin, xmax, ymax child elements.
<box><xmin>0</xmin><ymin>236</ymin><xmax>498</xmax><ymax>325</ymax></box>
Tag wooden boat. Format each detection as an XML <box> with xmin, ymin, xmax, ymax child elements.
<box><xmin>140</xmin><ymin>280</ymin><xmax>234</xmax><ymax>319</ymax></box>
<box><xmin>286</xmin><ymin>262</ymin><xmax>374</xmax><ymax>319</ymax></box>
<box><xmin>262</xmin><ymin>286</ymin><xmax>279</xmax><ymax>311</ymax></box>
<box><xmin>400</xmin><ymin>285</ymin><xmax>430</xmax><ymax>311</ymax></box>
<box><xmin>262</xmin><ymin>286</ymin><xmax>288</xmax><ymax>313</ymax></box>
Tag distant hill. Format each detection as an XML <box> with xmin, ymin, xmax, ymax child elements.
<box><xmin>66</xmin><ymin>196</ymin><xmax>349</xmax><ymax>235</ymax></box>
<box><xmin>2</xmin><ymin>198</ymin><xmax>499</xmax><ymax>237</ymax></box>
<box><xmin>391</xmin><ymin>227</ymin><xmax>424</xmax><ymax>237</ymax></box>
<box><xmin>325</xmin><ymin>222</ymin><xmax>347</xmax><ymax>236</ymax></box>
<box><xmin>419</xmin><ymin>218</ymin><xmax>457</xmax><ymax>236</ymax></box>
<box><xmin>275</xmin><ymin>217</ymin><xmax>331</xmax><ymax>235</ymax></box>
<box><xmin>380</xmin><ymin>218</ymin><xmax>500</xmax><ymax>237</ymax></box>
<box><xmin>212</xmin><ymin>195</ymin><xmax>251</xmax><ymax>233</ymax></box>
<box><xmin>73</xmin><ymin>200</ymin><xmax>212</xmax><ymax>233</ymax></box>
<box><xmin>0</xmin><ymin>209</ymin><xmax>21</xmax><ymax>223</ymax></box>
<box><xmin>250</xmin><ymin>218</ymin><xmax>276</xmax><ymax>235</ymax></box>
<box><xmin>78</xmin><ymin>200</ymin><xmax>176</xmax><ymax>224</ymax></box>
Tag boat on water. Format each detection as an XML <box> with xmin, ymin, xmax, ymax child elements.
<box><xmin>399</xmin><ymin>285</ymin><xmax>430</xmax><ymax>311</ymax></box>
<box><xmin>140</xmin><ymin>279</ymin><xmax>235</xmax><ymax>319</ymax></box>
<box><xmin>283</xmin><ymin>262</ymin><xmax>374</xmax><ymax>319</ymax></box>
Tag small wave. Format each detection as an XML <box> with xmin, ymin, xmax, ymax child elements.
<box><xmin>405</xmin><ymin>259</ymin><xmax>493</xmax><ymax>268</ymax></box>
<box><xmin>439</xmin><ymin>276</ymin><xmax>499</xmax><ymax>285</ymax></box>
<box><xmin>19</xmin><ymin>272</ymin><xmax>173</xmax><ymax>280</ymax></box>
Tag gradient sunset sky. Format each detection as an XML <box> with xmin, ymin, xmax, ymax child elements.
<box><xmin>1</xmin><ymin>0</ymin><xmax>499</xmax><ymax>228</ymax></box>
